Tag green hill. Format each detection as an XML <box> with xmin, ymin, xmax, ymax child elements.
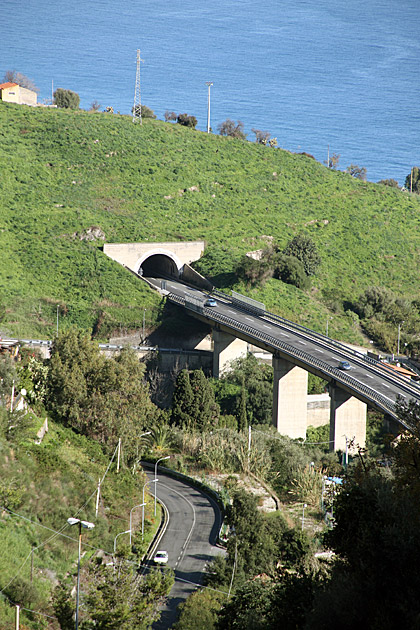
<box><xmin>1</xmin><ymin>103</ymin><xmax>419</xmax><ymax>345</ymax></box>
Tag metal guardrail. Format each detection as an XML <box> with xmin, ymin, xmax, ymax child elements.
<box><xmin>168</xmin><ymin>292</ymin><xmax>415</xmax><ymax>427</ymax></box>
<box><xmin>211</xmin><ymin>289</ymin><xmax>420</xmax><ymax>398</ymax></box>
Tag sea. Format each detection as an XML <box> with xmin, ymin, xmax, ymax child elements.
<box><xmin>1</xmin><ymin>0</ymin><xmax>419</xmax><ymax>184</ymax></box>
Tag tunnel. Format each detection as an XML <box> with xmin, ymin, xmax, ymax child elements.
<box><xmin>140</xmin><ymin>253</ymin><xmax>180</xmax><ymax>278</ymax></box>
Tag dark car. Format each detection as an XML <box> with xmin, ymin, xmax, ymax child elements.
<box><xmin>338</xmin><ymin>360</ymin><xmax>351</xmax><ymax>370</ymax></box>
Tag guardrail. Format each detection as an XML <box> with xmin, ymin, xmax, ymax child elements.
<box><xmin>211</xmin><ymin>289</ymin><xmax>420</xmax><ymax>398</ymax></box>
<box><xmin>168</xmin><ymin>292</ymin><xmax>415</xmax><ymax>428</ymax></box>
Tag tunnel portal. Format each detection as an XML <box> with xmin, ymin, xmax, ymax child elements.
<box><xmin>140</xmin><ymin>253</ymin><xmax>180</xmax><ymax>278</ymax></box>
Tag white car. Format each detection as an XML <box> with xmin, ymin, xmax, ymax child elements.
<box><xmin>153</xmin><ymin>550</ymin><xmax>169</xmax><ymax>565</ymax></box>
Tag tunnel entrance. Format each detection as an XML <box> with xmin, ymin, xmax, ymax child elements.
<box><xmin>140</xmin><ymin>253</ymin><xmax>180</xmax><ymax>278</ymax></box>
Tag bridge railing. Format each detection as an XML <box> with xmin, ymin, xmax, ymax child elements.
<box><xmin>212</xmin><ymin>289</ymin><xmax>420</xmax><ymax>397</ymax></box>
<box><xmin>168</xmin><ymin>292</ymin><xmax>413</xmax><ymax>427</ymax></box>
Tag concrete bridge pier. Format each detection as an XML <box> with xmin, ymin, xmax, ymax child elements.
<box><xmin>212</xmin><ymin>329</ymin><xmax>248</xmax><ymax>378</ymax></box>
<box><xmin>272</xmin><ymin>355</ymin><xmax>308</xmax><ymax>439</ymax></box>
<box><xmin>329</xmin><ymin>387</ymin><xmax>367</xmax><ymax>453</ymax></box>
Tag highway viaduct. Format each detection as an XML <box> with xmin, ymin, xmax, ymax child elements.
<box><xmin>104</xmin><ymin>241</ymin><xmax>420</xmax><ymax>452</ymax></box>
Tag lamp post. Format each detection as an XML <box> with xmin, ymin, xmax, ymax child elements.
<box><xmin>136</xmin><ymin>430</ymin><xmax>151</xmax><ymax>459</ymax></box>
<box><xmin>205</xmin><ymin>82</ymin><xmax>213</xmax><ymax>133</ymax></box>
<box><xmin>397</xmin><ymin>321</ymin><xmax>404</xmax><ymax>356</ymax></box>
<box><xmin>154</xmin><ymin>456</ymin><xmax>170</xmax><ymax>516</ymax></box>
<box><xmin>142</xmin><ymin>478</ymin><xmax>157</xmax><ymax>539</ymax></box>
<box><xmin>67</xmin><ymin>517</ymin><xmax>95</xmax><ymax>630</ymax></box>
<box><xmin>129</xmin><ymin>503</ymin><xmax>145</xmax><ymax>546</ymax></box>
<box><xmin>114</xmin><ymin>529</ymin><xmax>131</xmax><ymax>553</ymax></box>
<box><xmin>301</xmin><ymin>503</ymin><xmax>307</xmax><ymax>531</ymax></box>
<box><xmin>326</xmin><ymin>316</ymin><xmax>332</xmax><ymax>337</ymax></box>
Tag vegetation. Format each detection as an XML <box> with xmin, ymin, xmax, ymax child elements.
<box><xmin>0</xmin><ymin>104</ymin><xmax>420</xmax><ymax>345</ymax></box>
<box><xmin>405</xmin><ymin>166</ymin><xmax>420</xmax><ymax>193</ymax></box>
<box><xmin>3</xmin><ymin>70</ymin><xmax>39</xmax><ymax>92</ymax></box>
<box><xmin>217</xmin><ymin>119</ymin><xmax>246</xmax><ymax>140</ymax></box>
<box><xmin>53</xmin><ymin>88</ymin><xmax>80</xmax><ymax>109</ymax></box>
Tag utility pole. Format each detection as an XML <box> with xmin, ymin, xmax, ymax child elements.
<box><xmin>133</xmin><ymin>49</ymin><xmax>143</xmax><ymax>124</ymax></box>
<box><xmin>205</xmin><ymin>82</ymin><xmax>213</xmax><ymax>133</ymax></box>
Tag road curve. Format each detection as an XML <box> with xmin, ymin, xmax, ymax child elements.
<box><xmin>145</xmin><ymin>275</ymin><xmax>420</xmax><ymax>428</ymax></box>
<box><xmin>143</xmin><ymin>468</ymin><xmax>225</xmax><ymax>629</ymax></box>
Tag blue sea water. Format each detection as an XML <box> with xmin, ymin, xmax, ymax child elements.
<box><xmin>1</xmin><ymin>0</ymin><xmax>419</xmax><ymax>184</ymax></box>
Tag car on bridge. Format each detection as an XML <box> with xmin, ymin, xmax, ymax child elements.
<box><xmin>338</xmin><ymin>360</ymin><xmax>351</xmax><ymax>370</ymax></box>
<box><xmin>204</xmin><ymin>297</ymin><xmax>217</xmax><ymax>307</ymax></box>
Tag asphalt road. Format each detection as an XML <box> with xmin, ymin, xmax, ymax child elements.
<box><xmin>146</xmin><ymin>275</ymin><xmax>420</xmax><ymax>424</ymax></box>
<box><xmin>143</xmin><ymin>468</ymin><xmax>225</xmax><ymax>629</ymax></box>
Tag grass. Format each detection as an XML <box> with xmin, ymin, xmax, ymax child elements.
<box><xmin>0</xmin><ymin>412</ymin><xmax>157</xmax><ymax>628</ymax></box>
<box><xmin>1</xmin><ymin>102</ymin><xmax>420</xmax><ymax>342</ymax></box>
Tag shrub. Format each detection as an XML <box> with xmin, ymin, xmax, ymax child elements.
<box><xmin>217</xmin><ymin>119</ymin><xmax>246</xmax><ymax>139</ymax></box>
<box><xmin>274</xmin><ymin>254</ymin><xmax>310</xmax><ymax>289</ymax></box>
<box><xmin>54</xmin><ymin>88</ymin><xmax>80</xmax><ymax>109</ymax></box>
<box><xmin>345</xmin><ymin>164</ymin><xmax>367</xmax><ymax>180</ymax></box>
<box><xmin>177</xmin><ymin>113</ymin><xmax>197</xmax><ymax>128</ymax></box>
<box><xmin>132</xmin><ymin>104</ymin><xmax>156</xmax><ymax>119</ymax></box>
<box><xmin>377</xmin><ymin>178</ymin><xmax>399</xmax><ymax>188</ymax></box>
<box><xmin>283</xmin><ymin>234</ymin><xmax>321</xmax><ymax>277</ymax></box>
<box><xmin>164</xmin><ymin>110</ymin><xmax>177</xmax><ymax>122</ymax></box>
<box><xmin>405</xmin><ymin>166</ymin><xmax>420</xmax><ymax>193</ymax></box>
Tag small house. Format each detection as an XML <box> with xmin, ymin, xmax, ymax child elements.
<box><xmin>0</xmin><ymin>82</ymin><xmax>37</xmax><ymax>106</ymax></box>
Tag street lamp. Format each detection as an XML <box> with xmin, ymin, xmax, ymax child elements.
<box><xmin>397</xmin><ymin>321</ymin><xmax>404</xmax><ymax>356</ymax></box>
<box><xmin>136</xmin><ymin>430</ymin><xmax>152</xmax><ymax>459</ymax></box>
<box><xmin>67</xmin><ymin>518</ymin><xmax>95</xmax><ymax>630</ymax></box>
<box><xmin>154</xmin><ymin>456</ymin><xmax>170</xmax><ymax>516</ymax></box>
<box><xmin>205</xmin><ymin>82</ymin><xmax>213</xmax><ymax>133</ymax></box>
<box><xmin>326</xmin><ymin>316</ymin><xmax>333</xmax><ymax>337</ymax></box>
<box><xmin>142</xmin><ymin>478</ymin><xmax>157</xmax><ymax>539</ymax></box>
<box><xmin>129</xmin><ymin>503</ymin><xmax>145</xmax><ymax>545</ymax></box>
<box><xmin>301</xmin><ymin>503</ymin><xmax>307</xmax><ymax>531</ymax></box>
<box><xmin>114</xmin><ymin>529</ymin><xmax>131</xmax><ymax>553</ymax></box>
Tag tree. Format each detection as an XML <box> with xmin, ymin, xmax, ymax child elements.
<box><xmin>274</xmin><ymin>254</ymin><xmax>310</xmax><ymax>289</ymax></box>
<box><xmin>54</xmin><ymin>88</ymin><xmax>80</xmax><ymax>109</ymax></box>
<box><xmin>171</xmin><ymin>369</ymin><xmax>194</xmax><ymax>429</ymax></box>
<box><xmin>324</xmin><ymin>153</ymin><xmax>340</xmax><ymax>169</ymax></box>
<box><xmin>79</xmin><ymin>557</ymin><xmax>173</xmax><ymax>629</ymax></box>
<box><xmin>404</xmin><ymin>166</ymin><xmax>420</xmax><ymax>193</ymax></box>
<box><xmin>345</xmin><ymin>164</ymin><xmax>367</xmax><ymax>180</ymax></box>
<box><xmin>132</xmin><ymin>104</ymin><xmax>156</xmax><ymax>119</ymax></box>
<box><xmin>217</xmin><ymin>119</ymin><xmax>246</xmax><ymax>140</ymax></box>
<box><xmin>283</xmin><ymin>234</ymin><xmax>321</xmax><ymax>277</ymax></box>
<box><xmin>3</xmin><ymin>70</ymin><xmax>38</xmax><ymax>92</ymax></box>
<box><xmin>177</xmin><ymin>113</ymin><xmax>198</xmax><ymax>128</ymax></box>
<box><xmin>90</xmin><ymin>100</ymin><xmax>101</xmax><ymax>112</ymax></box>
<box><xmin>189</xmin><ymin>369</ymin><xmax>219</xmax><ymax>431</ymax></box>
<box><xmin>377</xmin><ymin>178</ymin><xmax>399</xmax><ymax>188</ymax></box>
<box><xmin>251</xmin><ymin>128</ymin><xmax>271</xmax><ymax>145</ymax></box>
<box><xmin>46</xmin><ymin>329</ymin><xmax>157</xmax><ymax>458</ymax></box>
<box><xmin>164</xmin><ymin>110</ymin><xmax>177</xmax><ymax>122</ymax></box>
<box><xmin>174</xmin><ymin>589</ymin><xmax>224</xmax><ymax>630</ymax></box>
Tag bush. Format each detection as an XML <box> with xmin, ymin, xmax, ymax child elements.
<box><xmin>283</xmin><ymin>234</ymin><xmax>321</xmax><ymax>277</ymax></box>
<box><xmin>274</xmin><ymin>253</ymin><xmax>310</xmax><ymax>289</ymax></box>
<box><xmin>405</xmin><ymin>166</ymin><xmax>420</xmax><ymax>193</ymax></box>
<box><xmin>164</xmin><ymin>110</ymin><xmax>177</xmax><ymax>122</ymax></box>
<box><xmin>132</xmin><ymin>104</ymin><xmax>156</xmax><ymax>119</ymax></box>
<box><xmin>54</xmin><ymin>88</ymin><xmax>80</xmax><ymax>109</ymax></box>
<box><xmin>377</xmin><ymin>178</ymin><xmax>399</xmax><ymax>188</ymax></box>
<box><xmin>217</xmin><ymin>119</ymin><xmax>246</xmax><ymax>139</ymax></box>
<box><xmin>177</xmin><ymin>113</ymin><xmax>197</xmax><ymax>128</ymax></box>
<box><xmin>345</xmin><ymin>164</ymin><xmax>367</xmax><ymax>180</ymax></box>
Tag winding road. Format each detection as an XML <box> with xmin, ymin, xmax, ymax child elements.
<box><xmin>142</xmin><ymin>467</ymin><xmax>225</xmax><ymax>629</ymax></box>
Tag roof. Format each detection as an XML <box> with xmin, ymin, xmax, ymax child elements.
<box><xmin>0</xmin><ymin>82</ymin><xmax>18</xmax><ymax>90</ymax></box>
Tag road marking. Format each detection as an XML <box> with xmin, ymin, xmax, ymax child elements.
<box><xmin>245</xmin><ymin>317</ymin><xmax>254</xmax><ymax>322</ymax></box>
<box><xmin>228</xmin><ymin>310</ymin><xmax>236</xmax><ymax>314</ymax></box>
<box><xmin>280</xmin><ymin>333</ymin><xmax>289</xmax><ymax>337</ymax></box>
<box><xmin>298</xmin><ymin>341</ymin><xmax>306</xmax><ymax>345</ymax></box>
<box><xmin>317</xmin><ymin>350</ymin><xmax>324</xmax><ymax>353</ymax></box>
<box><xmin>400</xmin><ymin>393</ymin><xmax>406</xmax><ymax>398</ymax></box>
<box><xmin>366</xmin><ymin>374</ymin><xmax>374</xmax><ymax>378</ymax></box>
<box><xmin>382</xmin><ymin>383</ymin><xmax>390</xmax><ymax>388</ymax></box>
<box><xmin>263</xmin><ymin>325</ymin><xmax>271</xmax><ymax>329</ymax></box>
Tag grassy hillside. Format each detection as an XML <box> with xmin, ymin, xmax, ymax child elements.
<box><xmin>0</xmin><ymin>409</ymin><xmax>159</xmax><ymax>628</ymax></box>
<box><xmin>1</xmin><ymin>103</ymin><xmax>419</xmax><ymax>343</ymax></box>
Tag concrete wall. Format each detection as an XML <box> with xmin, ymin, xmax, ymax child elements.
<box><xmin>307</xmin><ymin>393</ymin><xmax>330</xmax><ymax>428</ymax></box>
<box><xmin>0</xmin><ymin>84</ymin><xmax>37</xmax><ymax>105</ymax></box>
<box><xmin>103</xmin><ymin>241</ymin><xmax>205</xmax><ymax>275</ymax></box>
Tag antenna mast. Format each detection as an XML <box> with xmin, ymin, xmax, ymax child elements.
<box><xmin>133</xmin><ymin>49</ymin><xmax>143</xmax><ymax>124</ymax></box>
